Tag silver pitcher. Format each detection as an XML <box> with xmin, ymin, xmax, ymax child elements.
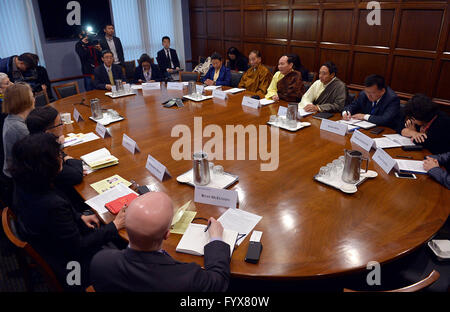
<box><xmin>287</xmin><ymin>103</ymin><xmax>298</xmax><ymax>121</ymax></box>
<box><xmin>341</xmin><ymin>150</ymin><xmax>369</xmax><ymax>184</ymax></box>
<box><xmin>90</xmin><ymin>98</ymin><xmax>103</xmax><ymax>120</ymax></box>
<box><xmin>193</xmin><ymin>152</ymin><xmax>211</xmax><ymax>186</ymax></box>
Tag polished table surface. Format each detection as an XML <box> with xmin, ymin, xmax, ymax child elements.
<box><xmin>52</xmin><ymin>85</ymin><xmax>450</xmax><ymax>280</ymax></box>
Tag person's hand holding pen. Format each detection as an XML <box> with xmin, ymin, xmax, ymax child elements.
<box><xmin>204</xmin><ymin>217</ymin><xmax>223</xmax><ymax>241</ymax></box>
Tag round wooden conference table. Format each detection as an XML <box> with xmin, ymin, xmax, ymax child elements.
<box><xmin>53</xmin><ymin>84</ymin><xmax>449</xmax><ymax>280</ymax></box>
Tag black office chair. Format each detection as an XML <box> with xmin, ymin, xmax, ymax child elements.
<box><xmin>230</xmin><ymin>71</ymin><xmax>243</xmax><ymax>88</ymax></box>
<box><xmin>53</xmin><ymin>82</ymin><xmax>80</xmax><ymax>99</ymax></box>
<box><xmin>179</xmin><ymin>71</ymin><xmax>200</xmax><ymax>82</ymax></box>
<box><xmin>34</xmin><ymin>91</ymin><xmax>49</xmax><ymax>107</ymax></box>
<box><xmin>123</xmin><ymin>61</ymin><xmax>136</xmax><ymax>83</ymax></box>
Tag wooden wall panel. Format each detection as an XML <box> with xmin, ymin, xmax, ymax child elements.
<box><xmin>351</xmin><ymin>52</ymin><xmax>389</xmax><ymax>85</ymax></box>
<box><xmin>189</xmin><ymin>0</ymin><xmax>450</xmax><ymax>102</ymax></box>
<box><xmin>391</xmin><ymin>56</ymin><xmax>433</xmax><ymax>95</ymax></box>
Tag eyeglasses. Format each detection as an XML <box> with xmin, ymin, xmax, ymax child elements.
<box><xmin>47</xmin><ymin>122</ymin><xmax>63</xmax><ymax>130</ymax></box>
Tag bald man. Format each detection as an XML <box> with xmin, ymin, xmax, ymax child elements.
<box><xmin>90</xmin><ymin>192</ymin><xmax>231</xmax><ymax>292</ymax></box>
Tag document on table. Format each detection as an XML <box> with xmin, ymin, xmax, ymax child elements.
<box><xmin>383</xmin><ymin>134</ymin><xmax>415</xmax><ymax>146</ymax></box>
<box><xmin>395</xmin><ymin>159</ymin><xmax>427</xmax><ymax>174</ymax></box>
<box><xmin>298</xmin><ymin>108</ymin><xmax>313</xmax><ymax>117</ymax></box>
<box><xmin>259</xmin><ymin>99</ymin><xmax>275</xmax><ymax>106</ymax></box>
<box><xmin>224</xmin><ymin>88</ymin><xmax>245</xmax><ymax>94</ymax></box>
<box><xmin>217</xmin><ymin>209</ymin><xmax>262</xmax><ymax>246</ymax></box>
<box><xmin>204</xmin><ymin>85</ymin><xmax>222</xmax><ymax>91</ymax></box>
<box><xmin>90</xmin><ymin>174</ymin><xmax>132</xmax><ymax>194</ymax></box>
<box><xmin>63</xmin><ymin>132</ymin><xmax>100</xmax><ymax>148</ymax></box>
<box><xmin>339</xmin><ymin>119</ymin><xmax>376</xmax><ymax>129</ymax></box>
<box><xmin>373</xmin><ymin>137</ymin><xmax>401</xmax><ymax>149</ymax></box>
<box><xmin>85</xmin><ymin>183</ymin><xmax>137</xmax><ymax>217</ymax></box>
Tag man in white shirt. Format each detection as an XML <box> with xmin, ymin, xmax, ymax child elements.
<box><xmin>99</xmin><ymin>24</ymin><xmax>125</xmax><ymax>66</ymax></box>
<box><xmin>299</xmin><ymin>62</ymin><xmax>348</xmax><ymax>113</ymax></box>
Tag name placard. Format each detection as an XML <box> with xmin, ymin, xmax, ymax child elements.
<box><xmin>372</xmin><ymin>148</ymin><xmax>396</xmax><ymax>174</ymax></box>
<box><xmin>73</xmin><ymin>108</ymin><xmax>83</xmax><ymax>122</ymax></box>
<box><xmin>95</xmin><ymin>123</ymin><xmax>111</xmax><ymax>139</ymax></box>
<box><xmin>241</xmin><ymin>96</ymin><xmax>260</xmax><ymax>109</ymax></box>
<box><xmin>350</xmin><ymin>130</ymin><xmax>375</xmax><ymax>152</ymax></box>
<box><xmin>142</xmin><ymin>82</ymin><xmax>160</xmax><ymax>90</ymax></box>
<box><xmin>277</xmin><ymin>106</ymin><xmax>287</xmax><ymax>117</ymax></box>
<box><xmin>122</xmin><ymin>134</ymin><xmax>141</xmax><ymax>154</ymax></box>
<box><xmin>167</xmin><ymin>82</ymin><xmax>184</xmax><ymax>90</ymax></box>
<box><xmin>194</xmin><ymin>186</ymin><xmax>238</xmax><ymax>209</ymax></box>
<box><xmin>145</xmin><ymin>154</ymin><xmax>171</xmax><ymax>182</ymax></box>
<box><xmin>196</xmin><ymin>85</ymin><xmax>204</xmax><ymax>94</ymax></box>
<box><xmin>320</xmin><ymin>119</ymin><xmax>347</xmax><ymax>136</ymax></box>
<box><xmin>212</xmin><ymin>89</ymin><xmax>228</xmax><ymax>100</ymax></box>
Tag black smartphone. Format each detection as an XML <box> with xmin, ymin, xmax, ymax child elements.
<box><xmin>370</xmin><ymin>127</ymin><xmax>384</xmax><ymax>135</ymax></box>
<box><xmin>402</xmin><ymin>145</ymin><xmax>423</xmax><ymax>151</ymax></box>
<box><xmin>395</xmin><ymin>172</ymin><xmax>417</xmax><ymax>179</ymax></box>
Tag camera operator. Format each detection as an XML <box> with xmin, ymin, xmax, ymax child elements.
<box><xmin>75</xmin><ymin>30</ymin><xmax>103</xmax><ymax>91</ymax></box>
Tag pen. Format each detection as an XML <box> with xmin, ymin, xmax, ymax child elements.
<box><xmin>396</xmin><ymin>155</ymin><xmax>413</xmax><ymax>159</ymax></box>
<box><xmin>204</xmin><ymin>221</ymin><xmax>211</xmax><ymax>233</ymax></box>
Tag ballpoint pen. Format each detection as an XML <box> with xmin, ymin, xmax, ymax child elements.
<box><xmin>204</xmin><ymin>221</ymin><xmax>211</xmax><ymax>233</ymax></box>
<box><xmin>396</xmin><ymin>155</ymin><xmax>413</xmax><ymax>159</ymax></box>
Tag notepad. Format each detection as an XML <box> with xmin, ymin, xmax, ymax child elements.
<box><xmin>90</xmin><ymin>174</ymin><xmax>132</xmax><ymax>194</ymax></box>
<box><xmin>63</xmin><ymin>132</ymin><xmax>100</xmax><ymax>148</ymax></box>
<box><xmin>85</xmin><ymin>183</ymin><xmax>137</xmax><ymax>218</ymax></box>
<box><xmin>395</xmin><ymin>159</ymin><xmax>427</xmax><ymax>174</ymax></box>
<box><xmin>176</xmin><ymin>223</ymin><xmax>238</xmax><ymax>257</ymax></box>
<box><xmin>81</xmin><ymin>148</ymin><xmax>119</xmax><ymax>170</ymax></box>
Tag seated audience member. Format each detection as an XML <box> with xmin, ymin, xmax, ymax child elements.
<box><xmin>75</xmin><ymin>30</ymin><xmax>103</xmax><ymax>91</ymax></box>
<box><xmin>299</xmin><ymin>62</ymin><xmax>347</xmax><ymax>113</ymax></box>
<box><xmin>265</xmin><ymin>54</ymin><xmax>305</xmax><ymax>102</ymax></box>
<box><xmin>400</xmin><ymin>94</ymin><xmax>450</xmax><ymax>155</ymax></box>
<box><xmin>22</xmin><ymin>53</ymin><xmax>54</xmax><ymax>101</ymax></box>
<box><xmin>134</xmin><ymin>53</ymin><xmax>164</xmax><ymax>83</ymax></box>
<box><xmin>226</xmin><ymin>47</ymin><xmax>249</xmax><ymax>72</ymax></box>
<box><xmin>26</xmin><ymin>106</ymin><xmax>85</xmax><ymax>205</ymax></box>
<box><xmin>0</xmin><ymin>72</ymin><xmax>13</xmax><ymax>106</ymax></box>
<box><xmin>423</xmin><ymin>152</ymin><xmax>450</xmax><ymax>189</ymax></box>
<box><xmin>94</xmin><ymin>50</ymin><xmax>125</xmax><ymax>90</ymax></box>
<box><xmin>0</xmin><ymin>54</ymin><xmax>36</xmax><ymax>83</ymax></box>
<box><xmin>156</xmin><ymin>36</ymin><xmax>181</xmax><ymax>77</ymax></box>
<box><xmin>238</xmin><ymin>50</ymin><xmax>273</xmax><ymax>99</ymax></box>
<box><xmin>90</xmin><ymin>192</ymin><xmax>231</xmax><ymax>292</ymax></box>
<box><xmin>2</xmin><ymin>83</ymin><xmax>34</xmax><ymax>178</ymax></box>
<box><xmin>12</xmin><ymin>133</ymin><xmax>126</xmax><ymax>289</ymax></box>
<box><xmin>343</xmin><ymin>74</ymin><xmax>400</xmax><ymax>128</ymax></box>
<box><xmin>201</xmin><ymin>53</ymin><xmax>231</xmax><ymax>87</ymax></box>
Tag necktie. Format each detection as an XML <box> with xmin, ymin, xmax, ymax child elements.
<box><xmin>371</xmin><ymin>101</ymin><xmax>376</xmax><ymax>114</ymax></box>
<box><xmin>166</xmin><ymin>49</ymin><xmax>173</xmax><ymax>68</ymax></box>
<box><xmin>108</xmin><ymin>68</ymin><xmax>115</xmax><ymax>85</ymax></box>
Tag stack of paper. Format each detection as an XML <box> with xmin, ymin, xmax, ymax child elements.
<box><xmin>176</xmin><ymin>223</ymin><xmax>238</xmax><ymax>257</ymax></box>
<box><xmin>85</xmin><ymin>183</ymin><xmax>137</xmax><ymax>217</ymax></box>
<box><xmin>260</xmin><ymin>99</ymin><xmax>275</xmax><ymax>106</ymax></box>
<box><xmin>383</xmin><ymin>134</ymin><xmax>415</xmax><ymax>147</ymax></box>
<box><xmin>170</xmin><ymin>201</ymin><xmax>197</xmax><ymax>235</ymax></box>
<box><xmin>373</xmin><ymin>137</ymin><xmax>402</xmax><ymax>149</ymax></box>
<box><xmin>204</xmin><ymin>85</ymin><xmax>222</xmax><ymax>91</ymax></box>
<box><xmin>63</xmin><ymin>132</ymin><xmax>100</xmax><ymax>148</ymax></box>
<box><xmin>81</xmin><ymin>148</ymin><xmax>119</xmax><ymax>170</ymax></box>
<box><xmin>90</xmin><ymin>175</ymin><xmax>132</xmax><ymax>194</ymax></box>
<box><xmin>217</xmin><ymin>209</ymin><xmax>262</xmax><ymax>246</ymax></box>
<box><xmin>224</xmin><ymin>88</ymin><xmax>245</xmax><ymax>94</ymax></box>
<box><xmin>298</xmin><ymin>108</ymin><xmax>313</xmax><ymax>117</ymax></box>
<box><xmin>395</xmin><ymin>159</ymin><xmax>426</xmax><ymax>174</ymax></box>
<box><xmin>339</xmin><ymin>118</ymin><xmax>376</xmax><ymax>129</ymax></box>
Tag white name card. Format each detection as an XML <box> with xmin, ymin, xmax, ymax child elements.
<box><xmin>212</xmin><ymin>89</ymin><xmax>228</xmax><ymax>100</ymax></box>
<box><xmin>122</xmin><ymin>134</ymin><xmax>140</xmax><ymax>154</ymax></box>
<box><xmin>145</xmin><ymin>154</ymin><xmax>171</xmax><ymax>182</ymax></box>
<box><xmin>194</xmin><ymin>186</ymin><xmax>238</xmax><ymax>209</ymax></box>
<box><xmin>372</xmin><ymin>148</ymin><xmax>396</xmax><ymax>174</ymax></box>
<box><xmin>167</xmin><ymin>82</ymin><xmax>184</xmax><ymax>90</ymax></box>
<box><xmin>320</xmin><ymin>119</ymin><xmax>347</xmax><ymax>136</ymax></box>
<box><xmin>241</xmin><ymin>96</ymin><xmax>260</xmax><ymax>109</ymax></box>
<box><xmin>277</xmin><ymin>106</ymin><xmax>287</xmax><ymax>117</ymax></box>
<box><xmin>350</xmin><ymin>130</ymin><xmax>375</xmax><ymax>152</ymax></box>
<box><xmin>142</xmin><ymin>82</ymin><xmax>160</xmax><ymax>90</ymax></box>
<box><xmin>73</xmin><ymin>108</ymin><xmax>83</xmax><ymax>122</ymax></box>
<box><xmin>196</xmin><ymin>85</ymin><xmax>204</xmax><ymax>94</ymax></box>
<box><xmin>95</xmin><ymin>123</ymin><xmax>111</xmax><ymax>138</ymax></box>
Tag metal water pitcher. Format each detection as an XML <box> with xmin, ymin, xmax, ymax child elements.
<box><xmin>193</xmin><ymin>152</ymin><xmax>210</xmax><ymax>186</ymax></box>
<box><xmin>341</xmin><ymin>150</ymin><xmax>369</xmax><ymax>184</ymax></box>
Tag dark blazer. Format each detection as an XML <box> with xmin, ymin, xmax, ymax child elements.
<box><xmin>13</xmin><ymin>185</ymin><xmax>120</xmax><ymax>287</ymax></box>
<box><xmin>75</xmin><ymin>41</ymin><xmax>103</xmax><ymax>75</ymax></box>
<box><xmin>99</xmin><ymin>36</ymin><xmax>125</xmax><ymax>65</ymax></box>
<box><xmin>344</xmin><ymin>86</ymin><xmax>400</xmax><ymax>129</ymax></box>
<box><xmin>90</xmin><ymin>240</ymin><xmax>231</xmax><ymax>292</ymax></box>
<box><xmin>428</xmin><ymin>152</ymin><xmax>450</xmax><ymax>189</ymax></box>
<box><xmin>227</xmin><ymin>55</ymin><xmax>249</xmax><ymax>72</ymax></box>
<box><xmin>156</xmin><ymin>48</ymin><xmax>180</xmax><ymax>73</ymax></box>
<box><xmin>93</xmin><ymin>64</ymin><xmax>125</xmax><ymax>90</ymax></box>
<box><xmin>133</xmin><ymin>64</ymin><xmax>165</xmax><ymax>83</ymax></box>
<box><xmin>201</xmin><ymin>65</ymin><xmax>232</xmax><ymax>87</ymax></box>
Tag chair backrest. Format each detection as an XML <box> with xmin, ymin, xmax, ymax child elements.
<box><xmin>34</xmin><ymin>91</ymin><xmax>49</xmax><ymax>107</ymax></box>
<box><xmin>1</xmin><ymin>207</ymin><xmax>64</xmax><ymax>291</ymax></box>
<box><xmin>343</xmin><ymin>270</ymin><xmax>440</xmax><ymax>292</ymax></box>
<box><xmin>123</xmin><ymin>61</ymin><xmax>136</xmax><ymax>83</ymax></box>
<box><xmin>53</xmin><ymin>82</ymin><xmax>80</xmax><ymax>99</ymax></box>
<box><xmin>230</xmin><ymin>71</ymin><xmax>243</xmax><ymax>88</ymax></box>
<box><xmin>308</xmin><ymin>72</ymin><xmax>318</xmax><ymax>82</ymax></box>
<box><xmin>264</xmin><ymin>65</ymin><xmax>276</xmax><ymax>74</ymax></box>
<box><xmin>180</xmin><ymin>71</ymin><xmax>200</xmax><ymax>82</ymax></box>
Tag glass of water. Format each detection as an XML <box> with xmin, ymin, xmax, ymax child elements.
<box><xmin>269</xmin><ymin>115</ymin><xmax>277</xmax><ymax>123</ymax></box>
<box><xmin>213</xmin><ymin>165</ymin><xmax>224</xmax><ymax>176</ymax></box>
<box><xmin>111</xmin><ymin>85</ymin><xmax>117</xmax><ymax>97</ymax></box>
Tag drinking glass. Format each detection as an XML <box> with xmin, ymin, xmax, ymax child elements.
<box><xmin>213</xmin><ymin>165</ymin><xmax>224</xmax><ymax>176</ymax></box>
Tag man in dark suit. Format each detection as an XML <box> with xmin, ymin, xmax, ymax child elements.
<box><xmin>93</xmin><ymin>50</ymin><xmax>125</xmax><ymax>90</ymax></box>
<box><xmin>98</xmin><ymin>24</ymin><xmax>125</xmax><ymax>66</ymax></box>
<box><xmin>90</xmin><ymin>192</ymin><xmax>231</xmax><ymax>292</ymax></box>
<box><xmin>343</xmin><ymin>74</ymin><xmax>400</xmax><ymax>129</ymax></box>
<box><xmin>156</xmin><ymin>36</ymin><xmax>181</xmax><ymax>78</ymax></box>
